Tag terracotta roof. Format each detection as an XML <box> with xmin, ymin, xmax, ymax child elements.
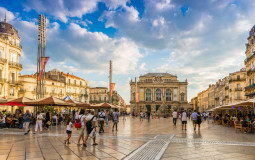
<box><xmin>62</xmin><ymin>73</ymin><xmax>86</xmax><ymax>81</ymax></box>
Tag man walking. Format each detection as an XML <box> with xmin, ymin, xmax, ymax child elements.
<box><xmin>83</xmin><ymin>110</ymin><xmax>97</xmax><ymax>147</ymax></box>
<box><xmin>24</xmin><ymin>110</ymin><xmax>32</xmax><ymax>135</ymax></box>
<box><xmin>112</xmin><ymin>108</ymin><xmax>119</xmax><ymax>132</ymax></box>
<box><xmin>147</xmin><ymin>111</ymin><xmax>151</xmax><ymax>122</ymax></box>
<box><xmin>98</xmin><ymin>109</ymin><xmax>105</xmax><ymax>133</ymax></box>
<box><xmin>191</xmin><ymin>110</ymin><xmax>199</xmax><ymax>130</ymax></box>
<box><xmin>172</xmin><ymin>110</ymin><xmax>178</xmax><ymax>126</ymax></box>
<box><xmin>181</xmin><ymin>110</ymin><xmax>187</xmax><ymax>130</ymax></box>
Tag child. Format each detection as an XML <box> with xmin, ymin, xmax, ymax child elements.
<box><xmin>65</xmin><ymin>118</ymin><xmax>72</xmax><ymax>144</ymax></box>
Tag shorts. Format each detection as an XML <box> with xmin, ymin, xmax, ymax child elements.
<box><xmin>182</xmin><ymin>121</ymin><xmax>187</xmax><ymax>124</ymax></box>
<box><xmin>87</xmin><ymin>127</ymin><xmax>93</xmax><ymax>135</ymax></box>
<box><xmin>113</xmin><ymin>120</ymin><xmax>118</xmax><ymax>124</ymax></box>
<box><xmin>79</xmin><ymin>126</ymin><xmax>85</xmax><ymax>135</ymax></box>
<box><xmin>193</xmin><ymin>120</ymin><xmax>197</xmax><ymax>124</ymax></box>
<box><xmin>66</xmin><ymin>130</ymin><xmax>72</xmax><ymax>134</ymax></box>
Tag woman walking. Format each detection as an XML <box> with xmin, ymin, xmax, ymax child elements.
<box><xmin>34</xmin><ymin>111</ymin><xmax>43</xmax><ymax>134</ymax></box>
<box><xmin>65</xmin><ymin>118</ymin><xmax>73</xmax><ymax>144</ymax></box>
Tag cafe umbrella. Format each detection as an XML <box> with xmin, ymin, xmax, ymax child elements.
<box><xmin>0</xmin><ymin>102</ymin><xmax>27</xmax><ymax>113</ymax></box>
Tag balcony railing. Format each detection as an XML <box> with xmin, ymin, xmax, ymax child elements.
<box><xmin>8</xmin><ymin>61</ymin><xmax>22</xmax><ymax>69</ymax></box>
<box><xmin>0</xmin><ymin>58</ymin><xmax>7</xmax><ymax>64</ymax></box>
<box><xmin>235</xmin><ymin>88</ymin><xmax>242</xmax><ymax>91</ymax></box>
<box><xmin>225</xmin><ymin>86</ymin><xmax>229</xmax><ymax>90</ymax></box>
<box><xmin>247</xmin><ymin>68</ymin><xmax>255</xmax><ymax>76</ymax></box>
<box><xmin>8</xmin><ymin>80</ymin><xmax>22</xmax><ymax>86</ymax></box>
<box><xmin>244</xmin><ymin>51</ymin><xmax>255</xmax><ymax>64</ymax></box>
<box><xmin>245</xmin><ymin>84</ymin><xmax>255</xmax><ymax>91</ymax></box>
<box><xmin>229</xmin><ymin>78</ymin><xmax>246</xmax><ymax>82</ymax></box>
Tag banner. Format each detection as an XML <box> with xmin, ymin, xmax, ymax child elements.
<box><xmin>110</xmin><ymin>83</ymin><xmax>116</xmax><ymax>96</ymax></box>
<box><xmin>139</xmin><ymin>88</ymin><xmax>144</xmax><ymax>101</ymax></box>
<box><xmin>136</xmin><ymin>93</ymin><xmax>139</xmax><ymax>102</ymax></box>
<box><xmin>38</xmin><ymin>57</ymin><xmax>49</xmax><ymax>81</ymax></box>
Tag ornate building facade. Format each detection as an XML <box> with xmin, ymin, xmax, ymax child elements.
<box><xmin>0</xmin><ymin>16</ymin><xmax>22</xmax><ymax>100</ymax></box>
<box><xmin>89</xmin><ymin>87</ymin><xmax>109</xmax><ymax>104</ymax></box>
<box><xmin>19</xmin><ymin>69</ymin><xmax>89</xmax><ymax>102</ymax></box>
<box><xmin>245</xmin><ymin>25</ymin><xmax>255</xmax><ymax>98</ymax></box>
<box><xmin>130</xmin><ymin>73</ymin><xmax>189</xmax><ymax>112</ymax></box>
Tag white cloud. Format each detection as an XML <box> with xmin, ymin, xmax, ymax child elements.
<box><xmin>0</xmin><ymin>7</ymin><xmax>15</xmax><ymax>21</ymax></box>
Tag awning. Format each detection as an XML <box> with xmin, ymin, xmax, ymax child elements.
<box><xmin>26</xmin><ymin>96</ymin><xmax>75</xmax><ymax>106</ymax></box>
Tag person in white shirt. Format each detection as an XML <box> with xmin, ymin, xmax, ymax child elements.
<box><xmin>77</xmin><ymin>109</ymin><xmax>86</xmax><ymax>145</ymax></box>
<box><xmin>65</xmin><ymin>118</ymin><xmax>72</xmax><ymax>144</ymax></box>
<box><xmin>34</xmin><ymin>112</ymin><xmax>44</xmax><ymax>134</ymax></box>
<box><xmin>172</xmin><ymin>110</ymin><xmax>178</xmax><ymax>126</ymax></box>
<box><xmin>98</xmin><ymin>109</ymin><xmax>106</xmax><ymax>133</ymax></box>
<box><xmin>181</xmin><ymin>110</ymin><xmax>187</xmax><ymax>130</ymax></box>
<box><xmin>83</xmin><ymin>110</ymin><xmax>97</xmax><ymax>147</ymax></box>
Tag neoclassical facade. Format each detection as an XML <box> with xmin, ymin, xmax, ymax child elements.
<box><xmin>130</xmin><ymin>73</ymin><xmax>189</xmax><ymax>112</ymax></box>
<box><xmin>0</xmin><ymin>16</ymin><xmax>22</xmax><ymax>100</ymax></box>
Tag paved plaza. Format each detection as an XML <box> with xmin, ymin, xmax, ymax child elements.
<box><xmin>0</xmin><ymin>117</ymin><xmax>254</xmax><ymax>160</ymax></box>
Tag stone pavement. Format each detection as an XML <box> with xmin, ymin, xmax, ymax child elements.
<box><xmin>0</xmin><ymin>117</ymin><xmax>254</xmax><ymax>160</ymax></box>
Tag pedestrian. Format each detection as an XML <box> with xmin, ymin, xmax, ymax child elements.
<box><xmin>83</xmin><ymin>110</ymin><xmax>97</xmax><ymax>147</ymax></box>
<box><xmin>191</xmin><ymin>110</ymin><xmax>199</xmax><ymax>130</ymax></box>
<box><xmin>34</xmin><ymin>111</ymin><xmax>43</xmax><ymax>134</ymax></box>
<box><xmin>45</xmin><ymin>109</ymin><xmax>51</xmax><ymax>129</ymax></box>
<box><xmin>24</xmin><ymin>110</ymin><xmax>32</xmax><ymax>135</ymax></box>
<box><xmin>197</xmin><ymin>112</ymin><xmax>202</xmax><ymax>130</ymax></box>
<box><xmin>172</xmin><ymin>110</ymin><xmax>177</xmax><ymax>126</ymax></box>
<box><xmin>98</xmin><ymin>109</ymin><xmax>105</xmax><ymax>133</ymax></box>
<box><xmin>77</xmin><ymin>109</ymin><xmax>86</xmax><ymax>145</ymax></box>
<box><xmin>181</xmin><ymin>110</ymin><xmax>187</xmax><ymax>130</ymax></box>
<box><xmin>123</xmin><ymin>111</ymin><xmax>126</xmax><ymax>121</ymax></box>
<box><xmin>147</xmin><ymin>111</ymin><xmax>151</xmax><ymax>122</ymax></box>
<box><xmin>112</xmin><ymin>108</ymin><xmax>119</xmax><ymax>132</ymax></box>
<box><xmin>72</xmin><ymin>109</ymin><xmax>75</xmax><ymax>120</ymax></box>
<box><xmin>65</xmin><ymin>117</ymin><xmax>73</xmax><ymax>144</ymax></box>
<box><xmin>105</xmin><ymin>110</ymin><xmax>109</xmax><ymax>126</ymax></box>
<box><xmin>140</xmin><ymin>111</ymin><xmax>143</xmax><ymax>121</ymax></box>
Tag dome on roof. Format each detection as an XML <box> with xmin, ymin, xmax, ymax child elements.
<box><xmin>0</xmin><ymin>16</ymin><xmax>19</xmax><ymax>38</ymax></box>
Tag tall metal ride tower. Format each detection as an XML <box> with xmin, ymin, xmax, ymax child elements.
<box><xmin>36</xmin><ymin>15</ymin><xmax>46</xmax><ymax>99</ymax></box>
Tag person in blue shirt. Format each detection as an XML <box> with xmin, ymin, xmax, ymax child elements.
<box><xmin>24</xmin><ymin>110</ymin><xmax>32</xmax><ymax>135</ymax></box>
<box><xmin>191</xmin><ymin>110</ymin><xmax>199</xmax><ymax>131</ymax></box>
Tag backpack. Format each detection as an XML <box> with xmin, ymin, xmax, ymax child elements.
<box><xmin>74</xmin><ymin>115</ymin><xmax>82</xmax><ymax>129</ymax></box>
<box><xmin>86</xmin><ymin>116</ymin><xmax>95</xmax><ymax>129</ymax></box>
<box><xmin>99</xmin><ymin>112</ymin><xmax>105</xmax><ymax>119</ymax></box>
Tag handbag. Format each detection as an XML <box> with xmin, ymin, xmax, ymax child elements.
<box><xmin>46</xmin><ymin>121</ymin><xmax>51</xmax><ymax>126</ymax></box>
<box><xmin>75</xmin><ymin>115</ymin><xmax>82</xmax><ymax>129</ymax></box>
<box><xmin>89</xmin><ymin>128</ymin><xmax>96</xmax><ymax>138</ymax></box>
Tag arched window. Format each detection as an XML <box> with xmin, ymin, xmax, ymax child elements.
<box><xmin>181</xmin><ymin>93</ymin><xmax>185</xmax><ymax>101</ymax></box>
<box><xmin>94</xmin><ymin>95</ymin><xmax>96</xmax><ymax>101</ymax></box>
<box><xmin>104</xmin><ymin>96</ymin><xmax>106</xmax><ymax>102</ymax></box>
<box><xmin>155</xmin><ymin>89</ymin><xmax>161</xmax><ymax>101</ymax></box>
<box><xmin>166</xmin><ymin>89</ymin><xmax>171</xmax><ymax>101</ymax></box>
<box><xmin>99</xmin><ymin>96</ymin><xmax>101</xmax><ymax>101</ymax></box>
<box><xmin>146</xmin><ymin>89</ymin><xmax>151</xmax><ymax>101</ymax></box>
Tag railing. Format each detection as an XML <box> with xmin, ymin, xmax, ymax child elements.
<box><xmin>229</xmin><ymin>78</ymin><xmax>246</xmax><ymax>82</ymax></box>
<box><xmin>8</xmin><ymin>80</ymin><xmax>22</xmax><ymax>86</ymax></box>
<box><xmin>225</xmin><ymin>86</ymin><xmax>229</xmax><ymax>90</ymax></box>
<box><xmin>0</xmin><ymin>58</ymin><xmax>7</xmax><ymax>64</ymax></box>
<box><xmin>235</xmin><ymin>88</ymin><xmax>242</xmax><ymax>91</ymax></box>
<box><xmin>244</xmin><ymin>51</ymin><xmax>255</xmax><ymax>64</ymax></box>
<box><xmin>245</xmin><ymin>84</ymin><xmax>255</xmax><ymax>91</ymax></box>
<box><xmin>8</xmin><ymin>61</ymin><xmax>22</xmax><ymax>69</ymax></box>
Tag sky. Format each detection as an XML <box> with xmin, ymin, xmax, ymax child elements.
<box><xmin>0</xmin><ymin>0</ymin><xmax>254</xmax><ymax>104</ymax></box>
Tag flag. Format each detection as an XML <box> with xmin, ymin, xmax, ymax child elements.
<box><xmin>110</xmin><ymin>83</ymin><xmax>116</xmax><ymax>96</ymax></box>
<box><xmin>136</xmin><ymin>93</ymin><xmax>139</xmax><ymax>102</ymax></box>
<box><xmin>38</xmin><ymin>57</ymin><xmax>49</xmax><ymax>81</ymax></box>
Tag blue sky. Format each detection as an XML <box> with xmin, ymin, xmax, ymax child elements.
<box><xmin>1</xmin><ymin>0</ymin><xmax>255</xmax><ymax>104</ymax></box>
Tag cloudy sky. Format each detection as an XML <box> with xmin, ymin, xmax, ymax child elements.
<box><xmin>0</xmin><ymin>0</ymin><xmax>254</xmax><ymax>104</ymax></box>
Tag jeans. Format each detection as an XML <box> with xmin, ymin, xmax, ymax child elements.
<box><xmin>35</xmin><ymin>121</ymin><xmax>42</xmax><ymax>132</ymax></box>
<box><xmin>19</xmin><ymin>123</ymin><xmax>23</xmax><ymax>129</ymax></box>
<box><xmin>148</xmin><ymin>116</ymin><xmax>150</xmax><ymax>122</ymax></box>
<box><xmin>23</xmin><ymin>122</ymin><xmax>30</xmax><ymax>133</ymax></box>
<box><xmin>173</xmin><ymin>118</ymin><xmax>177</xmax><ymax>126</ymax></box>
<box><xmin>106</xmin><ymin>117</ymin><xmax>109</xmax><ymax>126</ymax></box>
<box><xmin>99</xmin><ymin>120</ymin><xmax>104</xmax><ymax>132</ymax></box>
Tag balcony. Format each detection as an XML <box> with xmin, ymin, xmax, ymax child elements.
<box><xmin>247</xmin><ymin>68</ymin><xmax>255</xmax><ymax>76</ymax></box>
<box><xmin>9</xmin><ymin>41</ymin><xmax>22</xmax><ymax>50</ymax></box>
<box><xmin>8</xmin><ymin>61</ymin><xmax>22</xmax><ymax>69</ymax></box>
<box><xmin>8</xmin><ymin>80</ymin><xmax>22</xmax><ymax>86</ymax></box>
<box><xmin>229</xmin><ymin>78</ymin><xmax>246</xmax><ymax>82</ymax></box>
<box><xmin>225</xmin><ymin>95</ymin><xmax>229</xmax><ymax>98</ymax></box>
<box><xmin>245</xmin><ymin>83</ymin><xmax>255</xmax><ymax>91</ymax></box>
<box><xmin>0</xmin><ymin>78</ymin><xmax>6</xmax><ymax>83</ymax></box>
<box><xmin>235</xmin><ymin>88</ymin><xmax>242</xmax><ymax>91</ymax></box>
<box><xmin>225</xmin><ymin>86</ymin><xmax>229</xmax><ymax>90</ymax></box>
<box><xmin>244</xmin><ymin>51</ymin><xmax>255</xmax><ymax>64</ymax></box>
<box><xmin>215</xmin><ymin>97</ymin><xmax>219</xmax><ymax>100</ymax></box>
<box><xmin>0</xmin><ymin>58</ymin><xmax>7</xmax><ymax>64</ymax></box>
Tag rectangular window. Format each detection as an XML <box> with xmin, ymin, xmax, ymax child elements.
<box><xmin>0</xmin><ymin>48</ymin><xmax>3</xmax><ymax>58</ymax></box>
<box><xmin>237</xmin><ymin>84</ymin><xmax>240</xmax><ymax>89</ymax></box>
<box><xmin>237</xmin><ymin>92</ymin><xmax>241</xmax><ymax>100</ymax></box>
<box><xmin>237</xmin><ymin>75</ymin><xmax>240</xmax><ymax>80</ymax></box>
<box><xmin>68</xmin><ymin>79</ymin><xmax>71</xmax><ymax>85</ymax></box>
<box><xmin>11</xmin><ymin>53</ymin><xmax>17</xmax><ymax>62</ymax></box>
<box><xmin>10</xmin><ymin>88</ymin><xmax>14</xmax><ymax>96</ymax></box>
